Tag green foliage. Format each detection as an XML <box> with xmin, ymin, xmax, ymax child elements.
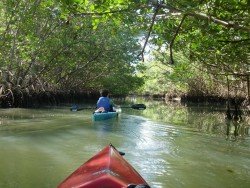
<box><xmin>140</xmin><ymin>0</ymin><xmax>249</xmax><ymax>97</ymax></box>
<box><xmin>0</xmin><ymin>0</ymin><xmax>249</xmax><ymax>99</ymax></box>
<box><xmin>0</xmin><ymin>0</ymin><xmax>144</xmax><ymax>96</ymax></box>
<box><xmin>141</xmin><ymin>50</ymin><xmax>191</xmax><ymax>95</ymax></box>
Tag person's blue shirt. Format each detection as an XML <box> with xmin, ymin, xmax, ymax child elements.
<box><xmin>97</xmin><ymin>97</ymin><xmax>112</xmax><ymax>112</ymax></box>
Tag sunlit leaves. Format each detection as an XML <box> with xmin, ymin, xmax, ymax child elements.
<box><xmin>0</xmin><ymin>0</ymin><xmax>249</xmax><ymax>97</ymax></box>
<box><xmin>0</xmin><ymin>0</ymin><xmax>145</xmax><ymax>94</ymax></box>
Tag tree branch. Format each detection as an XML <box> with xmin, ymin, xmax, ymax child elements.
<box><xmin>187</xmin><ymin>12</ymin><xmax>250</xmax><ymax>32</ymax></box>
<box><xmin>139</xmin><ymin>5</ymin><xmax>160</xmax><ymax>61</ymax></box>
<box><xmin>169</xmin><ymin>14</ymin><xmax>187</xmax><ymax>64</ymax></box>
<box><xmin>159</xmin><ymin>3</ymin><xmax>250</xmax><ymax>32</ymax></box>
<box><xmin>217</xmin><ymin>38</ymin><xmax>250</xmax><ymax>43</ymax></box>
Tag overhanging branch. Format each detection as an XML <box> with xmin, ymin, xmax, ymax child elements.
<box><xmin>139</xmin><ymin>5</ymin><xmax>160</xmax><ymax>61</ymax></box>
<box><xmin>187</xmin><ymin>12</ymin><xmax>250</xmax><ymax>32</ymax></box>
<box><xmin>169</xmin><ymin>14</ymin><xmax>187</xmax><ymax>64</ymax></box>
<box><xmin>159</xmin><ymin>3</ymin><xmax>250</xmax><ymax>32</ymax></box>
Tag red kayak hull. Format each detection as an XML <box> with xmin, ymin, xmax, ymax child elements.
<box><xmin>58</xmin><ymin>144</ymin><xmax>149</xmax><ymax>188</ymax></box>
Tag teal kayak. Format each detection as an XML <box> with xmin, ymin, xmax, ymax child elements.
<box><xmin>92</xmin><ymin>111</ymin><xmax>118</xmax><ymax>121</ymax></box>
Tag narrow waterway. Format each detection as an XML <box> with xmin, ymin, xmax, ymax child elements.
<box><xmin>0</xmin><ymin>100</ymin><xmax>249</xmax><ymax>188</ymax></box>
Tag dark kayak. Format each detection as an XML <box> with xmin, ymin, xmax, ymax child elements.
<box><xmin>92</xmin><ymin>111</ymin><xmax>118</xmax><ymax>121</ymax></box>
<box><xmin>57</xmin><ymin>144</ymin><xmax>150</xmax><ymax>188</ymax></box>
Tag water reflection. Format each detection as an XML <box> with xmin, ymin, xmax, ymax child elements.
<box><xmin>226</xmin><ymin>120</ymin><xmax>249</xmax><ymax>141</ymax></box>
<box><xmin>134</xmin><ymin>100</ymin><xmax>250</xmax><ymax>140</ymax></box>
<box><xmin>0</xmin><ymin>101</ymin><xmax>250</xmax><ymax>188</ymax></box>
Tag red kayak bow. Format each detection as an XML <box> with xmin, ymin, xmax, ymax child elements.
<box><xmin>58</xmin><ymin>144</ymin><xmax>150</xmax><ymax>188</ymax></box>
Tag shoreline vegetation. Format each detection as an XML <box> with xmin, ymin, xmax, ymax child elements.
<box><xmin>0</xmin><ymin>1</ymin><xmax>249</xmax><ymax>118</ymax></box>
<box><xmin>1</xmin><ymin>89</ymin><xmax>249</xmax><ymax>110</ymax></box>
<box><xmin>1</xmin><ymin>90</ymin><xmax>249</xmax><ymax>131</ymax></box>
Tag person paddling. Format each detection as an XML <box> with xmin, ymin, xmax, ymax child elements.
<box><xmin>95</xmin><ymin>89</ymin><xmax>115</xmax><ymax>113</ymax></box>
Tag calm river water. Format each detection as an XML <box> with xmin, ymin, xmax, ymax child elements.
<box><xmin>0</xmin><ymin>99</ymin><xmax>249</xmax><ymax>188</ymax></box>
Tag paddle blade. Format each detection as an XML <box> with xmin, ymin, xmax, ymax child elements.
<box><xmin>70</xmin><ymin>104</ymin><xmax>79</xmax><ymax>111</ymax></box>
<box><xmin>70</xmin><ymin>105</ymin><xmax>95</xmax><ymax>111</ymax></box>
<box><xmin>131</xmin><ymin>104</ymin><xmax>146</xmax><ymax>110</ymax></box>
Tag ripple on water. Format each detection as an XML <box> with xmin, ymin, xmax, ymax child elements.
<box><xmin>1</xmin><ymin>107</ymin><xmax>249</xmax><ymax>188</ymax></box>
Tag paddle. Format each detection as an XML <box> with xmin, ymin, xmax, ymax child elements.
<box><xmin>70</xmin><ymin>104</ymin><xmax>93</xmax><ymax>111</ymax></box>
<box><xmin>70</xmin><ymin>103</ymin><xmax>146</xmax><ymax>111</ymax></box>
<box><xmin>122</xmin><ymin>104</ymin><xmax>146</xmax><ymax>110</ymax></box>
